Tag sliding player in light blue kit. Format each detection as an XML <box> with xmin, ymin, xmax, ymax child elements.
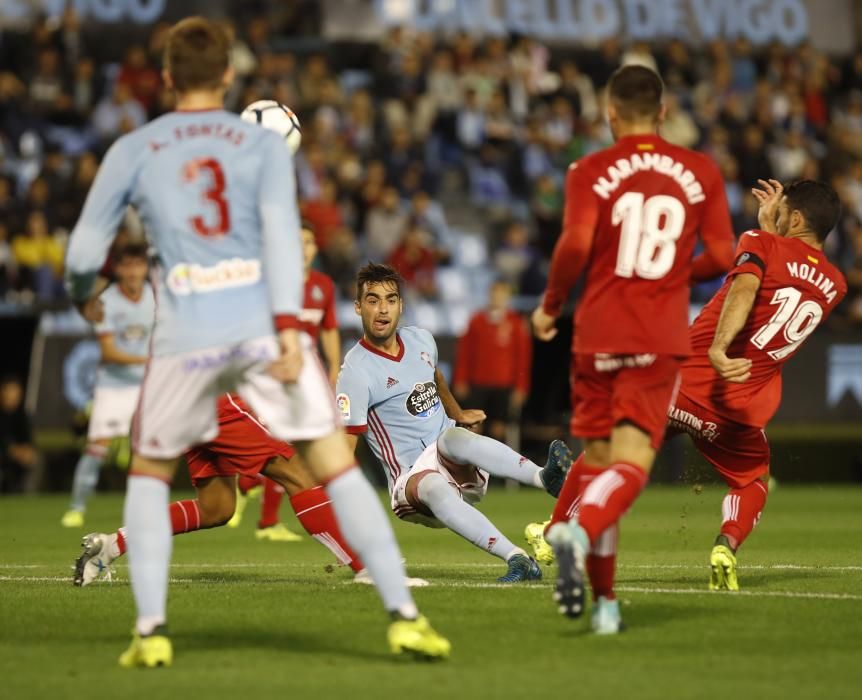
<box><xmin>64</xmin><ymin>17</ymin><xmax>448</xmax><ymax>668</ymax></box>
<box><xmin>338</xmin><ymin>263</ymin><xmax>572</xmax><ymax>582</ymax></box>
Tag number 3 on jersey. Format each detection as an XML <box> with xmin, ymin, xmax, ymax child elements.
<box><xmin>613</xmin><ymin>192</ymin><xmax>685</xmax><ymax>280</ymax></box>
<box><xmin>183</xmin><ymin>157</ymin><xmax>230</xmax><ymax>237</ymax></box>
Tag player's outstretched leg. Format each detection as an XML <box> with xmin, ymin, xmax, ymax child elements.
<box><xmin>255</xmin><ymin>478</ymin><xmax>302</xmax><ymax>542</ymax></box>
<box><xmin>62</xmin><ymin>443</ymin><xmax>108</xmax><ymax>527</ymax></box>
<box><xmin>436</xmin><ymin>428</ymin><xmax>571</xmax><ymax>497</ymax></box>
<box><xmin>710</xmin><ymin>479</ymin><xmax>768</xmax><ymax>591</ymax></box>
<box><xmin>411</xmin><ymin>471</ymin><xmax>541</xmax><ymax>583</ymax></box>
<box><xmin>545</xmin><ymin>520</ymin><xmax>589</xmax><ymax>618</ymax></box>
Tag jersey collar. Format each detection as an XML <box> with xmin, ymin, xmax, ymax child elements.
<box><xmin>359</xmin><ymin>334</ymin><xmax>405</xmax><ymax>362</ymax></box>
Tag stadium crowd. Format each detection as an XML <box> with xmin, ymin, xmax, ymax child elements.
<box><xmin>1</xmin><ymin>10</ymin><xmax>861</xmax><ymax>325</ymax></box>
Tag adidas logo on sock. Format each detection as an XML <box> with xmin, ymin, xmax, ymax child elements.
<box><xmin>386</xmin><ymin>377</ymin><xmax>399</xmax><ymax>389</ymax></box>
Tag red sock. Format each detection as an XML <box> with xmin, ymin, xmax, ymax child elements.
<box><xmin>116</xmin><ymin>499</ymin><xmax>202</xmax><ymax>555</ymax></box>
<box><xmin>587</xmin><ymin>525</ymin><xmax>618</xmax><ymax>601</ymax></box>
<box><xmin>547</xmin><ymin>454</ymin><xmax>604</xmax><ymax>531</ymax></box>
<box><xmin>578</xmin><ymin>462</ymin><xmax>648</xmax><ymax>544</ymax></box>
<box><xmin>258</xmin><ymin>478</ymin><xmax>285</xmax><ymax>529</ymax></box>
<box><xmin>720</xmin><ymin>479</ymin><xmax>768</xmax><ymax>550</ymax></box>
<box><xmin>237</xmin><ymin>474</ymin><xmax>263</xmax><ymax>494</ymax></box>
<box><xmin>290</xmin><ymin>486</ymin><xmax>363</xmax><ymax>573</ymax></box>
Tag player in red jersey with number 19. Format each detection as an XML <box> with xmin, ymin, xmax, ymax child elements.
<box><xmin>670</xmin><ymin>179</ymin><xmax>846</xmax><ymax>590</ymax></box>
<box><xmin>530</xmin><ymin>65</ymin><xmax>735</xmax><ymax>633</ymax></box>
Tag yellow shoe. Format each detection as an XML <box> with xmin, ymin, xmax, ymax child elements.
<box><xmin>524</xmin><ymin>520</ymin><xmax>555</xmax><ymax>565</ymax></box>
<box><xmin>61</xmin><ymin>510</ymin><xmax>85</xmax><ymax>528</ymax></box>
<box><xmin>255</xmin><ymin>523</ymin><xmax>302</xmax><ymax>542</ymax></box>
<box><xmin>709</xmin><ymin>545</ymin><xmax>739</xmax><ymax>591</ymax></box>
<box><xmin>388</xmin><ymin>615</ymin><xmax>450</xmax><ymax>660</ymax></box>
<box><xmin>118</xmin><ymin>630</ymin><xmax>173</xmax><ymax>669</ymax></box>
<box><xmin>226</xmin><ymin>491</ymin><xmax>248</xmax><ymax>528</ymax></box>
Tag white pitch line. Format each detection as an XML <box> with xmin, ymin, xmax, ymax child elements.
<box><xmin>2</xmin><ymin>575</ymin><xmax>861</xmax><ymax>602</ymax></box>
<box><xmin>2</xmin><ymin>562</ymin><xmax>861</xmax><ymax>572</ymax></box>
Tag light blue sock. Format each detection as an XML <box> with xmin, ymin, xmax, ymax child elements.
<box><xmin>69</xmin><ymin>448</ymin><xmax>106</xmax><ymax>511</ymax></box>
<box><xmin>124</xmin><ymin>475</ymin><xmax>172</xmax><ymax>635</ymax></box>
<box><xmin>416</xmin><ymin>471</ymin><xmax>521</xmax><ymax>561</ymax></box>
<box><xmin>437</xmin><ymin>427</ymin><xmax>543</xmax><ymax>487</ymax></box>
<box><xmin>325</xmin><ymin>468</ymin><xmax>417</xmax><ymax>618</ymax></box>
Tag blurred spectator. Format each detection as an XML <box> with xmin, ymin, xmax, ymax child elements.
<box><xmin>117</xmin><ymin>46</ymin><xmax>161</xmax><ymax>115</ymax></box>
<box><xmin>456</xmin><ymin>88</ymin><xmax>485</xmax><ymax>152</ymax></box>
<box><xmin>12</xmin><ymin>211</ymin><xmax>65</xmax><ymax>301</ymax></box>
<box><xmin>530</xmin><ymin>174</ymin><xmax>563</xmax><ymax>257</ymax></box>
<box><xmin>70</xmin><ymin>58</ymin><xmax>99</xmax><ymax>118</ymax></box>
<box><xmin>300</xmin><ymin>177</ymin><xmax>343</xmax><ymax>251</ymax></box>
<box><xmin>365</xmin><ymin>186</ymin><xmax>408</xmax><ymax>260</ymax></box>
<box><xmin>0</xmin><ymin>222</ymin><xmax>16</xmax><ymax>297</ymax></box>
<box><xmin>557</xmin><ymin>60</ymin><xmax>598</xmax><ymax>123</ymax></box>
<box><xmin>388</xmin><ymin>221</ymin><xmax>438</xmax><ymax>299</ymax></box>
<box><xmin>493</xmin><ymin>220</ymin><xmax>545</xmax><ymax>295</ymax></box>
<box><xmin>0</xmin><ymin>375</ymin><xmax>37</xmax><ymax>493</ymax></box>
<box><xmin>28</xmin><ymin>48</ymin><xmax>65</xmax><ymax>116</ymax></box>
<box><xmin>452</xmin><ymin>280</ymin><xmax>532</xmax><ymax>442</ymax></box>
<box><xmin>661</xmin><ymin>93</ymin><xmax>699</xmax><ymax>148</ymax></box>
<box><xmin>92</xmin><ymin>83</ymin><xmax>147</xmax><ymax>143</ymax></box>
<box><xmin>769</xmin><ymin>129</ymin><xmax>809</xmax><ymax>182</ymax></box>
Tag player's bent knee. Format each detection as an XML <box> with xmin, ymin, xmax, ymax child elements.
<box><xmin>436</xmin><ymin>426</ymin><xmax>477</xmax><ymax>461</ymax></box>
<box><xmin>406</xmin><ymin>471</ymin><xmax>447</xmax><ymax>515</ymax></box>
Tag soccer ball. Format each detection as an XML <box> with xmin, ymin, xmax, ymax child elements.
<box><xmin>240</xmin><ymin>100</ymin><xmax>302</xmax><ymax>154</ymax></box>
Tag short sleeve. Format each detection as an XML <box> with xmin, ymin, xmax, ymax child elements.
<box><xmin>415</xmin><ymin>327</ymin><xmax>439</xmax><ymax>367</ymax></box>
<box><xmin>727</xmin><ymin>230</ymin><xmax>771</xmax><ymax>281</ymax></box>
<box><xmin>335</xmin><ymin>361</ymin><xmax>370</xmax><ymax>434</ymax></box>
<box><xmin>94</xmin><ymin>290</ymin><xmax>115</xmax><ymax>335</ymax></box>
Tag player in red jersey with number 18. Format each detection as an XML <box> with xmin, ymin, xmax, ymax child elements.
<box><xmin>670</xmin><ymin>179</ymin><xmax>846</xmax><ymax>590</ymax></box>
<box><xmin>531</xmin><ymin>65</ymin><xmax>735</xmax><ymax>633</ymax></box>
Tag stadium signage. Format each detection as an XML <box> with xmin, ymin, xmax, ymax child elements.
<box><xmin>0</xmin><ymin>0</ymin><xmax>165</xmax><ymax>24</ymax></box>
<box><xmin>379</xmin><ymin>0</ymin><xmax>808</xmax><ymax>45</ymax></box>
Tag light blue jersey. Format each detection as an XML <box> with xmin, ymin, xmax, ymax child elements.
<box><xmin>336</xmin><ymin>326</ymin><xmax>454</xmax><ymax>491</ymax></box>
<box><xmin>65</xmin><ymin>110</ymin><xmax>303</xmax><ymax>356</ymax></box>
<box><xmin>94</xmin><ymin>282</ymin><xmax>155</xmax><ymax>388</ymax></box>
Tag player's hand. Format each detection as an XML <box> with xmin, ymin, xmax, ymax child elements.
<box><xmin>269</xmin><ymin>329</ymin><xmax>304</xmax><ymax>383</ymax></box>
<box><xmin>751</xmin><ymin>179</ymin><xmax>783</xmax><ymax>233</ymax></box>
<box><xmin>456</xmin><ymin>408</ymin><xmax>486</xmax><ymax>432</ymax></box>
<box><xmin>510</xmin><ymin>389</ymin><xmax>527</xmax><ymax>410</ymax></box>
<box><xmin>708</xmin><ymin>347</ymin><xmax>752</xmax><ymax>383</ymax></box>
<box><xmin>76</xmin><ymin>297</ymin><xmax>104</xmax><ymax>324</ymax></box>
<box><xmin>531</xmin><ymin>306</ymin><xmax>558</xmax><ymax>341</ymax></box>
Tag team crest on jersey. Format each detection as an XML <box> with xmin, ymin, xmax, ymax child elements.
<box><xmin>119</xmin><ymin>325</ymin><xmax>149</xmax><ymax>342</ymax></box>
<box><xmin>406</xmin><ymin>382</ymin><xmax>441</xmax><ymax>418</ymax></box>
<box><xmin>420</xmin><ymin>351</ymin><xmax>433</xmax><ymax>368</ymax></box>
<box><xmin>336</xmin><ymin>393</ymin><xmax>351</xmax><ymax>420</ymax></box>
<box><xmin>311</xmin><ymin>285</ymin><xmax>324</xmax><ymax>302</ymax></box>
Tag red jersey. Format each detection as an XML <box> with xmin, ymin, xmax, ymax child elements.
<box><xmin>452</xmin><ymin>309</ymin><xmax>532</xmax><ymax>393</ymax></box>
<box><xmin>299</xmin><ymin>269</ymin><xmax>337</xmax><ymax>341</ymax></box>
<box><xmin>681</xmin><ymin>230</ymin><xmax>847</xmax><ymax>428</ymax></box>
<box><xmin>542</xmin><ymin>134</ymin><xmax>734</xmax><ymax>355</ymax></box>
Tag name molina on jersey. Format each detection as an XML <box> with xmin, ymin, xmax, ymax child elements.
<box><xmin>407</xmin><ymin>382</ymin><xmax>441</xmax><ymax>418</ymax></box>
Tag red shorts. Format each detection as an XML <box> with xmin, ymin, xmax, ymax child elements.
<box><xmin>570</xmin><ymin>353</ymin><xmax>682</xmax><ymax>450</ymax></box>
<box><xmin>666</xmin><ymin>391</ymin><xmax>769</xmax><ymax>489</ymax></box>
<box><xmin>185</xmin><ymin>400</ymin><xmax>295</xmax><ymax>487</ymax></box>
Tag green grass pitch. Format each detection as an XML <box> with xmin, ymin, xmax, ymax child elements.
<box><xmin>1</xmin><ymin>486</ymin><xmax>860</xmax><ymax>699</ymax></box>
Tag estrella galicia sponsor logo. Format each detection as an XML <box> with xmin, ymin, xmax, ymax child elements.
<box><xmin>406</xmin><ymin>382</ymin><xmax>441</xmax><ymax>418</ymax></box>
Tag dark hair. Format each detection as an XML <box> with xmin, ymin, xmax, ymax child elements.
<box><xmin>783</xmin><ymin>180</ymin><xmax>841</xmax><ymax>241</ymax></box>
<box><xmin>300</xmin><ymin>220</ymin><xmax>316</xmax><ymax>236</ymax></box>
<box><xmin>115</xmin><ymin>243</ymin><xmax>149</xmax><ymax>262</ymax></box>
<box><xmin>607</xmin><ymin>65</ymin><xmax>663</xmax><ymax>121</ymax></box>
<box><xmin>355</xmin><ymin>262</ymin><xmax>403</xmax><ymax>301</ymax></box>
<box><xmin>164</xmin><ymin>17</ymin><xmax>230</xmax><ymax>92</ymax></box>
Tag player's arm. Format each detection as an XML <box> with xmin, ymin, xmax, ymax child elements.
<box><xmin>344</xmin><ymin>431</ymin><xmax>359</xmax><ymax>454</ymax></box>
<box><xmin>259</xmin><ymin>135</ymin><xmax>305</xmax><ymax>382</ymax></box>
<box><xmin>708</xmin><ymin>273</ymin><xmax>761</xmax><ymax>383</ymax></box>
<box><xmin>532</xmin><ymin>164</ymin><xmax>598</xmax><ymax>340</ymax></box>
<box><xmin>319</xmin><ymin>329</ymin><xmax>341</xmax><ymax>387</ymax></box>
<box><xmin>691</xmin><ymin>163</ymin><xmax>735</xmax><ymax>283</ymax></box>
<box><xmin>65</xmin><ymin>140</ymin><xmax>135</xmax><ymax>311</ymax></box>
<box><xmin>98</xmin><ymin>334</ymin><xmax>147</xmax><ymax>365</ymax></box>
<box><xmin>434</xmin><ymin>367</ymin><xmax>485</xmax><ymax>430</ymax></box>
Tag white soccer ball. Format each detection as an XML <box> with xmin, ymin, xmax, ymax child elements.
<box><xmin>240</xmin><ymin>100</ymin><xmax>302</xmax><ymax>154</ymax></box>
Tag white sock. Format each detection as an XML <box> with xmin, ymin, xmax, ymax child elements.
<box><xmin>417</xmin><ymin>471</ymin><xmax>522</xmax><ymax>561</ymax></box>
<box><xmin>124</xmin><ymin>475</ymin><xmax>172</xmax><ymax>635</ymax></box>
<box><xmin>437</xmin><ymin>427</ymin><xmax>543</xmax><ymax>487</ymax></box>
<box><xmin>325</xmin><ymin>468</ymin><xmax>417</xmax><ymax>619</ymax></box>
<box><xmin>69</xmin><ymin>449</ymin><xmax>107</xmax><ymax>511</ymax></box>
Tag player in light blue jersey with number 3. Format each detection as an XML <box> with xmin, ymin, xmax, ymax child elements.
<box><xmin>65</xmin><ymin>17</ymin><xmax>448</xmax><ymax>668</ymax></box>
<box><xmin>338</xmin><ymin>264</ymin><xmax>572</xmax><ymax>582</ymax></box>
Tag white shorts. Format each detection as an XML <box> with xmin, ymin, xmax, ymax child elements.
<box><xmin>133</xmin><ymin>334</ymin><xmax>340</xmax><ymax>460</ymax></box>
<box><xmin>391</xmin><ymin>441</ymin><xmax>489</xmax><ymax>528</ymax></box>
<box><xmin>88</xmin><ymin>385</ymin><xmax>141</xmax><ymax>441</ymax></box>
